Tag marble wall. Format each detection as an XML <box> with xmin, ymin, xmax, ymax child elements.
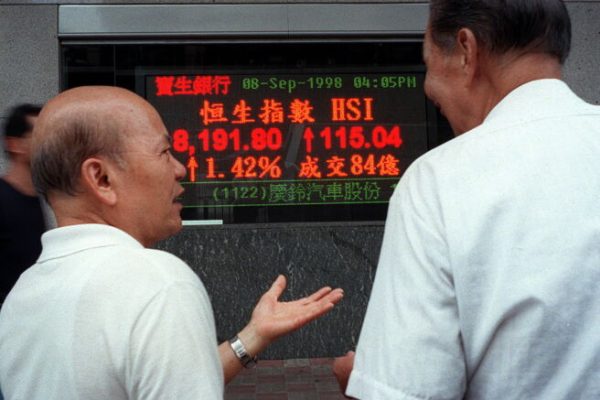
<box><xmin>156</xmin><ymin>223</ymin><xmax>383</xmax><ymax>358</ymax></box>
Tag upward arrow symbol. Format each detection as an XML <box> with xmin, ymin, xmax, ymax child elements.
<box><xmin>187</xmin><ymin>156</ymin><xmax>199</xmax><ymax>182</ymax></box>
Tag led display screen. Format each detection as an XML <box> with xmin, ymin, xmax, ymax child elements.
<box><xmin>62</xmin><ymin>42</ymin><xmax>452</xmax><ymax>223</ymax></box>
<box><xmin>146</xmin><ymin>72</ymin><xmax>427</xmax><ymax>209</ymax></box>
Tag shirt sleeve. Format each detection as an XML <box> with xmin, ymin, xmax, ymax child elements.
<box><xmin>347</xmin><ymin>159</ymin><xmax>467</xmax><ymax>400</ymax></box>
<box><xmin>126</xmin><ymin>282</ymin><xmax>224</xmax><ymax>399</ymax></box>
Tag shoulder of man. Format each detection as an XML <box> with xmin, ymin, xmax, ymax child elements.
<box><xmin>95</xmin><ymin>245</ymin><xmax>202</xmax><ymax>291</ymax></box>
<box><xmin>401</xmin><ymin>124</ymin><xmax>486</xmax><ymax>180</ymax></box>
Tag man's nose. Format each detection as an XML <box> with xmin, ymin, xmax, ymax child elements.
<box><xmin>173</xmin><ymin>156</ymin><xmax>187</xmax><ymax>180</ymax></box>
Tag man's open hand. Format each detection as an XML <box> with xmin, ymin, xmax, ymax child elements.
<box><xmin>221</xmin><ymin>275</ymin><xmax>343</xmax><ymax>383</ymax></box>
<box><xmin>241</xmin><ymin>275</ymin><xmax>344</xmax><ymax>353</ymax></box>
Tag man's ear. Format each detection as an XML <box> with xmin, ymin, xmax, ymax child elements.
<box><xmin>455</xmin><ymin>28</ymin><xmax>480</xmax><ymax>83</ymax></box>
<box><xmin>80</xmin><ymin>157</ymin><xmax>118</xmax><ymax>206</ymax></box>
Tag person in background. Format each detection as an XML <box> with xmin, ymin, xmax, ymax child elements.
<box><xmin>0</xmin><ymin>86</ymin><xmax>344</xmax><ymax>400</ymax></box>
<box><xmin>334</xmin><ymin>0</ymin><xmax>600</xmax><ymax>398</ymax></box>
<box><xmin>0</xmin><ymin>104</ymin><xmax>46</xmax><ymax>302</ymax></box>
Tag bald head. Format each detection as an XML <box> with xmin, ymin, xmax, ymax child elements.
<box><xmin>31</xmin><ymin>86</ymin><xmax>158</xmax><ymax>200</ymax></box>
<box><xmin>31</xmin><ymin>86</ymin><xmax>186</xmax><ymax>245</ymax></box>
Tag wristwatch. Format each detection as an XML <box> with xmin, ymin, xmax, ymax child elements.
<box><xmin>228</xmin><ymin>335</ymin><xmax>258</xmax><ymax>368</ymax></box>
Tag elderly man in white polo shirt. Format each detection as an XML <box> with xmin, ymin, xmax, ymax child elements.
<box><xmin>0</xmin><ymin>86</ymin><xmax>343</xmax><ymax>400</ymax></box>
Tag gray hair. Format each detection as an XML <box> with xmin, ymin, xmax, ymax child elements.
<box><xmin>31</xmin><ymin>109</ymin><xmax>126</xmax><ymax>200</ymax></box>
<box><xmin>429</xmin><ymin>0</ymin><xmax>571</xmax><ymax>64</ymax></box>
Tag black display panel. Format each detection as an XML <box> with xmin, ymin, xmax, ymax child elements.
<box><xmin>61</xmin><ymin>42</ymin><xmax>453</xmax><ymax>223</ymax></box>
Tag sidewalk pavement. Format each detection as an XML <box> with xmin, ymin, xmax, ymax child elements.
<box><xmin>225</xmin><ymin>358</ymin><xmax>347</xmax><ymax>400</ymax></box>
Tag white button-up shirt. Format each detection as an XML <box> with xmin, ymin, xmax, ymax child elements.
<box><xmin>348</xmin><ymin>80</ymin><xmax>600</xmax><ymax>399</ymax></box>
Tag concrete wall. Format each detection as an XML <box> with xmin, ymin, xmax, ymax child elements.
<box><xmin>0</xmin><ymin>5</ymin><xmax>59</xmax><ymax>172</ymax></box>
<box><xmin>1</xmin><ymin>1</ymin><xmax>599</xmax><ymax>359</ymax></box>
<box><xmin>563</xmin><ymin>2</ymin><xmax>600</xmax><ymax>104</ymax></box>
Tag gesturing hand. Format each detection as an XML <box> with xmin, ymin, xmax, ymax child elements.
<box><xmin>220</xmin><ymin>275</ymin><xmax>343</xmax><ymax>383</ymax></box>
<box><xmin>240</xmin><ymin>275</ymin><xmax>344</xmax><ymax>354</ymax></box>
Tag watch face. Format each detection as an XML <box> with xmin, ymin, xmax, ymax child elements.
<box><xmin>229</xmin><ymin>336</ymin><xmax>257</xmax><ymax>368</ymax></box>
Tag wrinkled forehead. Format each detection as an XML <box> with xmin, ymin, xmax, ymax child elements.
<box><xmin>119</xmin><ymin>105</ymin><xmax>170</xmax><ymax>150</ymax></box>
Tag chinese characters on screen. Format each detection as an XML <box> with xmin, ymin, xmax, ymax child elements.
<box><xmin>146</xmin><ymin>73</ymin><xmax>428</xmax><ymax>210</ymax></box>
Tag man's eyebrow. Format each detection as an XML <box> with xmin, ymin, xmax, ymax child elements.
<box><xmin>148</xmin><ymin>134</ymin><xmax>171</xmax><ymax>154</ymax></box>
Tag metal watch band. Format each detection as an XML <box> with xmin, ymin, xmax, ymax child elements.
<box><xmin>228</xmin><ymin>335</ymin><xmax>258</xmax><ymax>368</ymax></box>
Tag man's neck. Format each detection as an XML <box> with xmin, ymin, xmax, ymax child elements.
<box><xmin>450</xmin><ymin>52</ymin><xmax>563</xmax><ymax>135</ymax></box>
<box><xmin>484</xmin><ymin>52</ymin><xmax>563</xmax><ymax>113</ymax></box>
<box><xmin>2</xmin><ymin>161</ymin><xmax>36</xmax><ymax>196</ymax></box>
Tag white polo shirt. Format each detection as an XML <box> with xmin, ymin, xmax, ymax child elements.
<box><xmin>347</xmin><ymin>80</ymin><xmax>600</xmax><ymax>399</ymax></box>
<box><xmin>0</xmin><ymin>224</ymin><xmax>224</xmax><ymax>400</ymax></box>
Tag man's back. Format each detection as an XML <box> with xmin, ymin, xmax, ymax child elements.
<box><xmin>438</xmin><ymin>80</ymin><xmax>600</xmax><ymax>398</ymax></box>
<box><xmin>0</xmin><ymin>224</ymin><xmax>223</xmax><ymax>400</ymax></box>
<box><xmin>348</xmin><ymin>80</ymin><xmax>600</xmax><ymax>399</ymax></box>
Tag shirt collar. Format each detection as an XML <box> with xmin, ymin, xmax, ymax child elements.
<box><xmin>483</xmin><ymin>79</ymin><xmax>581</xmax><ymax>128</ymax></box>
<box><xmin>38</xmin><ymin>224</ymin><xmax>144</xmax><ymax>263</ymax></box>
